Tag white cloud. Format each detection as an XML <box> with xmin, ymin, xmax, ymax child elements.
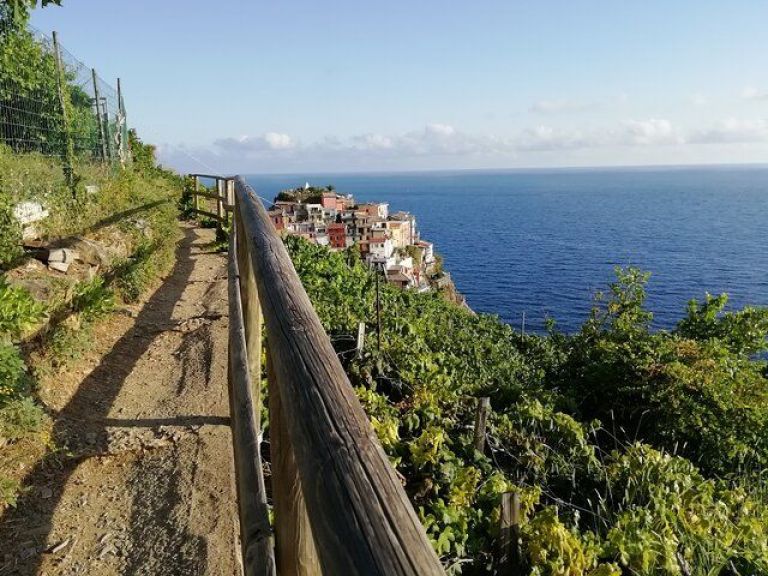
<box><xmin>425</xmin><ymin>123</ymin><xmax>456</xmax><ymax>136</ymax></box>
<box><xmin>214</xmin><ymin>132</ymin><xmax>295</xmax><ymax>153</ymax></box>
<box><xmin>157</xmin><ymin>117</ymin><xmax>768</xmax><ymax>173</ymax></box>
<box><xmin>621</xmin><ymin>119</ymin><xmax>683</xmax><ymax>145</ymax></box>
<box><xmin>351</xmin><ymin>133</ymin><xmax>394</xmax><ymax>150</ymax></box>
<box><xmin>530</xmin><ymin>99</ymin><xmax>591</xmax><ymax>114</ymax></box>
<box><xmin>516</xmin><ymin>126</ymin><xmax>592</xmax><ymax>151</ymax></box>
<box><xmin>690</xmin><ymin>118</ymin><xmax>768</xmax><ymax>144</ymax></box>
<box><xmin>742</xmin><ymin>86</ymin><xmax>768</xmax><ymax>101</ymax></box>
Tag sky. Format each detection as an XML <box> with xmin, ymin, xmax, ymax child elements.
<box><xmin>32</xmin><ymin>1</ymin><xmax>768</xmax><ymax>174</ymax></box>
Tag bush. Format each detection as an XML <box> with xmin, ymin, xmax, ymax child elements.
<box><xmin>0</xmin><ymin>344</ymin><xmax>28</xmax><ymax>404</ymax></box>
<box><xmin>0</xmin><ymin>396</ymin><xmax>45</xmax><ymax>440</ymax></box>
<box><xmin>0</xmin><ymin>276</ymin><xmax>46</xmax><ymax>339</ymax></box>
<box><xmin>285</xmin><ymin>238</ymin><xmax>768</xmax><ymax>574</ymax></box>
<box><xmin>0</xmin><ymin>190</ymin><xmax>22</xmax><ymax>269</ymax></box>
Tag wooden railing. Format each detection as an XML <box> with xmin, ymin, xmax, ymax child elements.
<box><xmin>189</xmin><ymin>173</ymin><xmax>234</xmax><ymax>224</ymax></box>
<box><xmin>218</xmin><ymin>175</ymin><xmax>444</xmax><ymax>575</ymax></box>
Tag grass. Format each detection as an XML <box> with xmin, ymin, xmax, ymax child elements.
<box><xmin>0</xmin><ymin>146</ymin><xmax>183</xmax><ymax>508</ymax></box>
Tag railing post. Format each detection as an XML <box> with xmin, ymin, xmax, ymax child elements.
<box><xmin>228</xmin><ymin>178</ymin><xmax>235</xmax><ymax>226</ymax></box>
<box><xmin>267</xmin><ymin>349</ymin><xmax>321</xmax><ymax>576</ymax></box>
<box><xmin>193</xmin><ymin>175</ymin><xmax>200</xmax><ymax>212</ymax></box>
<box><xmin>217</xmin><ymin>178</ymin><xmax>225</xmax><ymax>223</ymax></box>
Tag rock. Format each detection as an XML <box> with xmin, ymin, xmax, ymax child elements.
<box><xmin>48</xmin><ymin>248</ymin><xmax>79</xmax><ymax>273</ymax></box>
<box><xmin>40</xmin><ymin>486</ymin><xmax>53</xmax><ymax>499</ymax></box>
<box><xmin>85</xmin><ymin>185</ymin><xmax>99</xmax><ymax>196</ymax></box>
<box><xmin>14</xmin><ymin>201</ymin><xmax>49</xmax><ymax>241</ymax></box>
<box><xmin>49</xmin><ymin>538</ymin><xmax>71</xmax><ymax>554</ymax></box>
<box><xmin>85</xmin><ymin>432</ymin><xmax>98</xmax><ymax>445</ymax></box>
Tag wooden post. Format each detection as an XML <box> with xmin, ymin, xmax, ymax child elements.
<box><xmin>473</xmin><ymin>397</ymin><xmax>491</xmax><ymax>454</ymax></box>
<box><xmin>51</xmin><ymin>31</ymin><xmax>75</xmax><ymax>192</ymax></box>
<box><xmin>498</xmin><ymin>492</ymin><xmax>522</xmax><ymax>574</ymax></box>
<box><xmin>193</xmin><ymin>175</ymin><xmax>200</xmax><ymax>212</ymax></box>
<box><xmin>356</xmin><ymin>322</ymin><xmax>366</xmax><ymax>359</ymax></box>
<box><xmin>217</xmin><ymin>178</ymin><xmax>225</xmax><ymax>223</ymax></box>
<box><xmin>228</xmin><ymin>179</ymin><xmax>235</xmax><ymax>226</ymax></box>
<box><xmin>91</xmin><ymin>68</ymin><xmax>107</xmax><ymax>162</ymax></box>
<box><xmin>268</xmin><ymin>349</ymin><xmax>321</xmax><ymax>576</ymax></box>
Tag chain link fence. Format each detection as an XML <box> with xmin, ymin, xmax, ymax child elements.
<box><xmin>0</xmin><ymin>22</ymin><xmax>129</xmax><ymax>171</ymax></box>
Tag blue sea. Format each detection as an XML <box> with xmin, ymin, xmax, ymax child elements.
<box><xmin>246</xmin><ymin>166</ymin><xmax>768</xmax><ymax>333</ymax></box>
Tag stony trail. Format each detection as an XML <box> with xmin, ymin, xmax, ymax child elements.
<box><xmin>0</xmin><ymin>225</ymin><xmax>240</xmax><ymax>576</ymax></box>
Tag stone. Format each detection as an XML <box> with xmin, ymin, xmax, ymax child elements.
<box><xmin>40</xmin><ymin>486</ymin><xmax>53</xmax><ymax>499</ymax></box>
<box><xmin>47</xmin><ymin>248</ymin><xmax>79</xmax><ymax>273</ymax></box>
<box><xmin>14</xmin><ymin>201</ymin><xmax>49</xmax><ymax>241</ymax></box>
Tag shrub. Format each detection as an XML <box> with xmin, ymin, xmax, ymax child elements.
<box><xmin>0</xmin><ymin>344</ymin><xmax>27</xmax><ymax>404</ymax></box>
<box><xmin>0</xmin><ymin>277</ymin><xmax>46</xmax><ymax>339</ymax></box>
<box><xmin>0</xmin><ymin>396</ymin><xmax>45</xmax><ymax>440</ymax></box>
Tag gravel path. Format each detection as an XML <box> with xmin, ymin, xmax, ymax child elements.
<box><xmin>0</xmin><ymin>225</ymin><xmax>240</xmax><ymax>576</ymax></box>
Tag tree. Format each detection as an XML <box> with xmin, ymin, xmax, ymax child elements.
<box><xmin>0</xmin><ymin>1</ymin><xmax>62</xmax><ymax>31</ymax></box>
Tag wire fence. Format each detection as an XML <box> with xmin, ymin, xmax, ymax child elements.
<box><xmin>0</xmin><ymin>22</ymin><xmax>128</xmax><ymax>172</ymax></box>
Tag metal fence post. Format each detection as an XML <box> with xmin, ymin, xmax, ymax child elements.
<box><xmin>91</xmin><ymin>68</ymin><xmax>107</xmax><ymax>162</ymax></box>
<box><xmin>116</xmin><ymin>77</ymin><xmax>127</xmax><ymax>165</ymax></box>
<box><xmin>52</xmin><ymin>31</ymin><xmax>76</xmax><ymax>193</ymax></box>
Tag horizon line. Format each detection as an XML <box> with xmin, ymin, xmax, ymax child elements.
<box><xmin>233</xmin><ymin>160</ymin><xmax>768</xmax><ymax>179</ymax></box>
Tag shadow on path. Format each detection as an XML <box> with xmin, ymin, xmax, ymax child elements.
<box><xmin>0</xmin><ymin>227</ymin><xmax>200</xmax><ymax>575</ymax></box>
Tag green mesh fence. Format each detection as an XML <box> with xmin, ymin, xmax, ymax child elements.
<box><xmin>0</xmin><ymin>23</ymin><xmax>129</xmax><ymax>168</ymax></box>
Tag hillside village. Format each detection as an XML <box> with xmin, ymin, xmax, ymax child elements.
<box><xmin>268</xmin><ymin>184</ymin><xmax>449</xmax><ymax>292</ymax></box>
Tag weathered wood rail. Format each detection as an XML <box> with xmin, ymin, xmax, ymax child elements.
<box><xmin>189</xmin><ymin>173</ymin><xmax>234</xmax><ymax>224</ymax></box>
<box><xmin>210</xmin><ymin>175</ymin><xmax>444</xmax><ymax>575</ymax></box>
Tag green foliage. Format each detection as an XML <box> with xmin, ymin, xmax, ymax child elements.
<box><xmin>0</xmin><ymin>476</ymin><xmax>21</xmax><ymax>508</ymax></box>
<box><xmin>128</xmin><ymin>129</ymin><xmax>160</xmax><ymax>175</ymax></box>
<box><xmin>678</xmin><ymin>292</ymin><xmax>768</xmax><ymax>355</ymax></box>
<box><xmin>0</xmin><ymin>1</ymin><xmax>62</xmax><ymax>30</ymax></box>
<box><xmin>0</xmin><ymin>277</ymin><xmax>46</xmax><ymax>340</ymax></box>
<box><xmin>558</xmin><ymin>267</ymin><xmax>768</xmax><ymax>477</ymax></box>
<box><xmin>0</xmin><ymin>343</ymin><xmax>28</xmax><ymax>404</ymax></box>
<box><xmin>0</xmin><ymin>396</ymin><xmax>45</xmax><ymax>440</ymax></box>
<box><xmin>285</xmin><ymin>238</ymin><xmax>768</xmax><ymax>575</ymax></box>
<box><xmin>0</xmin><ymin>183</ymin><xmax>23</xmax><ymax>270</ymax></box>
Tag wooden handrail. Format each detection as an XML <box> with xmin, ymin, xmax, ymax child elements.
<box><xmin>227</xmin><ymin>227</ymin><xmax>276</xmax><ymax>575</ymax></box>
<box><xmin>188</xmin><ymin>172</ymin><xmax>232</xmax><ymax>181</ymax></box>
<box><xmin>232</xmin><ymin>175</ymin><xmax>444</xmax><ymax>575</ymax></box>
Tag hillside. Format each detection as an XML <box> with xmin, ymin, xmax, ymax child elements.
<box><xmin>285</xmin><ymin>235</ymin><xmax>768</xmax><ymax>575</ymax></box>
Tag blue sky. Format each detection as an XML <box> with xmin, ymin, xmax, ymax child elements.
<box><xmin>32</xmin><ymin>1</ymin><xmax>768</xmax><ymax>173</ymax></box>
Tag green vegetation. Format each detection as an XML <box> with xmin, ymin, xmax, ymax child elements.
<box><xmin>275</xmin><ymin>184</ymin><xmax>336</xmax><ymax>205</ymax></box>
<box><xmin>285</xmin><ymin>236</ymin><xmax>768</xmax><ymax>576</ymax></box>
<box><xmin>0</xmin><ymin>135</ymin><xmax>181</xmax><ymax>507</ymax></box>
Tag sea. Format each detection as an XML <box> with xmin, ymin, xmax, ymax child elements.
<box><xmin>246</xmin><ymin>165</ymin><xmax>768</xmax><ymax>334</ymax></box>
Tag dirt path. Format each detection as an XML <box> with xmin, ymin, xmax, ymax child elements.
<box><xmin>0</xmin><ymin>225</ymin><xmax>240</xmax><ymax>576</ymax></box>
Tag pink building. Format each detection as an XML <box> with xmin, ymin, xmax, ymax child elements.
<box><xmin>327</xmin><ymin>222</ymin><xmax>347</xmax><ymax>249</ymax></box>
